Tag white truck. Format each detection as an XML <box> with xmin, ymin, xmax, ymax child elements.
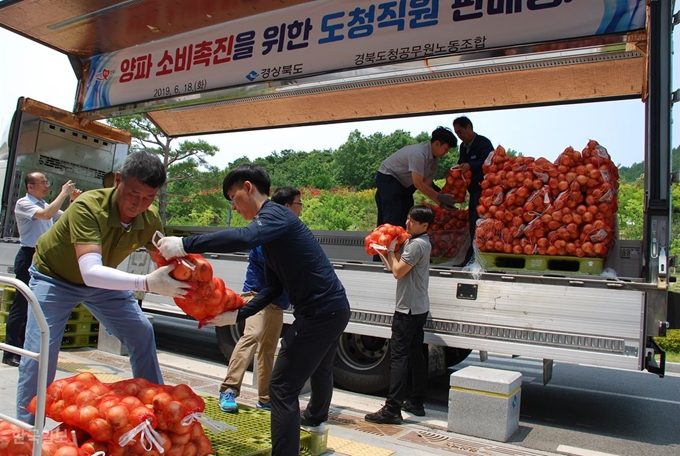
<box><xmin>0</xmin><ymin>0</ymin><xmax>675</xmax><ymax>394</ymax></box>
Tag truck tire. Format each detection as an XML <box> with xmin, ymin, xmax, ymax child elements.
<box><xmin>333</xmin><ymin>332</ymin><xmax>390</xmax><ymax>394</ymax></box>
<box><xmin>445</xmin><ymin>347</ymin><xmax>472</xmax><ymax>366</ymax></box>
<box><xmin>215</xmin><ymin>322</ymin><xmax>252</xmax><ymax>368</ymax></box>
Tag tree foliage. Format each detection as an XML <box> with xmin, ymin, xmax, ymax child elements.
<box><xmin>107</xmin><ymin>115</ymin><xmax>218</xmax><ymax>224</ymax></box>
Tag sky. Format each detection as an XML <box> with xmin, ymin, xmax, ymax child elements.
<box><xmin>1</xmin><ymin>21</ymin><xmax>678</xmax><ymax>170</ymax></box>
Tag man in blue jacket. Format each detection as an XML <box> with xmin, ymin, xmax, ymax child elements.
<box><xmin>218</xmin><ymin>186</ymin><xmax>302</xmax><ymax>413</ymax></box>
<box><xmin>158</xmin><ymin>165</ymin><xmax>350</xmax><ymax>456</ymax></box>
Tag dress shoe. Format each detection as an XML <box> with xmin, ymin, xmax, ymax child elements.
<box><xmin>2</xmin><ymin>356</ymin><xmax>20</xmax><ymax>367</ymax></box>
<box><xmin>365</xmin><ymin>405</ymin><xmax>403</xmax><ymax>424</ymax></box>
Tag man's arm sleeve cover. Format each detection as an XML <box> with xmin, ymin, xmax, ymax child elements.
<box><xmin>78</xmin><ymin>252</ymin><xmax>147</xmax><ymax>291</ymax></box>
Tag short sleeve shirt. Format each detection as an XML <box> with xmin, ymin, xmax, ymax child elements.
<box><xmin>33</xmin><ymin>188</ymin><xmax>163</xmax><ymax>285</ymax></box>
<box><xmin>14</xmin><ymin>194</ymin><xmax>62</xmax><ymax>247</ymax></box>
<box><xmin>378</xmin><ymin>142</ymin><xmax>439</xmax><ymax>188</ymax></box>
<box><xmin>395</xmin><ymin>234</ymin><xmax>431</xmax><ymax>315</ymax></box>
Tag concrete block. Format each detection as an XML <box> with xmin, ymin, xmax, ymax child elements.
<box><xmin>97</xmin><ymin>314</ymin><xmax>155</xmax><ymax>357</ymax></box>
<box><xmin>448</xmin><ymin>366</ymin><xmax>522</xmax><ymax>442</ymax></box>
<box><xmin>97</xmin><ymin>324</ymin><xmax>128</xmax><ymax>356</ymax></box>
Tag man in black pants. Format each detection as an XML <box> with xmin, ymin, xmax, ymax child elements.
<box><xmin>2</xmin><ymin>173</ymin><xmax>79</xmax><ymax>366</ymax></box>
<box><xmin>366</xmin><ymin>205</ymin><xmax>434</xmax><ymax>423</ymax></box>
<box><xmin>453</xmin><ymin>116</ymin><xmax>494</xmax><ymax>264</ymax></box>
<box><xmin>157</xmin><ymin>165</ymin><xmax>350</xmax><ymax>456</ymax></box>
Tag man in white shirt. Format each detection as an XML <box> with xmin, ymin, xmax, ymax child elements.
<box><xmin>2</xmin><ymin>173</ymin><xmax>80</xmax><ymax>366</ymax></box>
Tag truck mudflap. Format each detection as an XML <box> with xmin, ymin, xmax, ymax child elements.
<box><xmin>645</xmin><ymin>337</ymin><xmax>665</xmax><ymax>378</ymax></box>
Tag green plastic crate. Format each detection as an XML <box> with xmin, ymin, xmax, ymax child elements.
<box><xmin>200</xmin><ymin>396</ymin><xmax>327</xmax><ymax>456</ymax></box>
<box><xmin>60</xmin><ymin>333</ymin><xmax>98</xmax><ymax>349</ymax></box>
<box><xmin>69</xmin><ymin>304</ymin><xmax>95</xmax><ymax>322</ymax></box>
<box><xmin>0</xmin><ymin>300</ymin><xmax>11</xmax><ymax>313</ymax></box>
<box><xmin>64</xmin><ymin>321</ymin><xmax>100</xmax><ymax>334</ymax></box>
<box><xmin>477</xmin><ymin>252</ymin><xmax>604</xmax><ymax>275</ymax></box>
<box><xmin>0</xmin><ymin>311</ymin><xmax>8</xmax><ymax>325</ymax></box>
<box><xmin>2</xmin><ymin>287</ymin><xmax>15</xmax><ymax>303</ymax></box>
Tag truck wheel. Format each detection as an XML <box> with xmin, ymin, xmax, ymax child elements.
<box><xmin>215</xmin><ymin>323</ymin><xmax>252</xmax><ymax>368</ymax></box>
<box><xmin>445</xmin><ymin>347</ymin><xmax>472</xmax><ymax>367</ymax></box>
<box><xmin>333</xmin><ymin>333</ymin><xmax>390</xmax><ymax>394</ymax></box>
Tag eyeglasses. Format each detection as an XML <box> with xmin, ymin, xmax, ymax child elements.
<box><xmin>30</xmin><ymin>180</ymin><xmax>50</xmax><ymax>187</ymax></box>
<box><xmin>290</xmin><ymin>202</ymin><xmax>304</xmax><ymax>207</ymax></box>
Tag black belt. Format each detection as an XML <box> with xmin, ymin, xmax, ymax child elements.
<box><xmin>20</xmin><ymin>246</ymin><xmax>36</xmax><ymax>251</ymax></box>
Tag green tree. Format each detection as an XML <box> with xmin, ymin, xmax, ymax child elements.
<box><xmin>300</xmin><ymin>188</ymin><xmax>376</xmax><ymax>231</ymax></box>
<box><xmin>165</xmin><ymin>165</ymin><xmax>228</xmax><ymax>226</ymax></box>
<box><xmin>333</xmin><ymin>129</ymin><xmax>416</xmax><ymax>190</ymax></box>
<box><xmin>617</xmin><ymin>182</ymin><xmax>644</xmax><ymax>240</ymax></box>
<box><xmin>107</xmin><ymin>115</ymin><xmax>218</xmax><ymax>224</ymax></box>
<box><xmin>256</xmin><ymin>149</ymin><xmax>338</xmax><ymax>189</ymax></box>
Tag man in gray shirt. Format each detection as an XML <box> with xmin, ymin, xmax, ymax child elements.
<box><xmin>2</xmin><ymin>173</ymin><xmax>79</xmax><ymax>366</ymax></box>
<box><xmin>375</xmin><ymin>127</ymin><xmax>457</xmax><ymax>228</ymax></box>
<box><xmin>365</xmin><ymin>205</ymin><xmax>434</xmax><ymax>424</ymax></box>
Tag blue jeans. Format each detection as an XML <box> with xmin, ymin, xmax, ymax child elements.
<box><xmin>16</xmin><ymin>266</ymin><xmax>163</xmax><ymax>424</ymax></box>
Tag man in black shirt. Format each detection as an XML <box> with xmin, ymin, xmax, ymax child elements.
<box><xmin>158</xmin><ymin>165</ymin><xmax>350</xmax><ymax>456</ymax></box>
<box><xmin>453</xmin><ymin>116</ymin><xmax>495</xmax><ymax>264</ymax></box>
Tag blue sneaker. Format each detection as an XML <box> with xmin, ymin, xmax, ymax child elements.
<box><xmin>256</xmin><ymin>401</ymin><xmax>272</xmax><ymax>411</ymax></box>
<box><xmin>219</xmin><ymin>390</ymin><xmax>238</xmax><ymax>413</ymax></box>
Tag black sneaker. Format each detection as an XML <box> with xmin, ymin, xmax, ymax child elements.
<box><xmin>365</xmin><ymin>405</ymin><xmax>403</xmax><ymax>424</ymax></box>
<box><xmin>402</xmin><ymin>401</ymin><xmax>425</xmax><ymax>416</ymax></box>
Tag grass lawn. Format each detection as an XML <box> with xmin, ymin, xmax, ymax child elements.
<box><xmin>666</xmin><ymin>351</ymin><xmax>680</xmax><ymax>363</ymax></box>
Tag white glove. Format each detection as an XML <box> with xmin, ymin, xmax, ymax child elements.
<box><xmin>203</xmin><ymin>310</ymin><xmax>239</xmax><ymax>327</ymax></box>
<box><xmin>387</xmin><ymin>237</ymin><xmax>399</xmax><ymax>253</ymax></box>
<box><xmin>157</xmin><ymin>236</ymin><xmax>187</xmax><ymax>260</ymax></box>
<box><xmin>371</xmin><ymin>243</ymin><xmax>392</xmax><ymax>271</ymax></box>
<box><xmin>145</xmin><ymin>265</ymin><xmax>190</xmax><ymax>298</ymax></box>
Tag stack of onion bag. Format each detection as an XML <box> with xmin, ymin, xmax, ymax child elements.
<box><xmin>474</xmin><ymin>140</ymin><xmax>618</xmax><ymax>259</ymax></box>
<box><xmin>26</xmin><ymin>373</ymin><xmax>214</xmax><ymax>455</ymax></box>
<box><xmin>424</xmin><ymin>204</ymin><xmax>470</xmax><ymax>265</ymax></box>
<box><xmin>154</xmin><ymin>251</ymin><xmax>246</xmax><ymax>321</ymax></box>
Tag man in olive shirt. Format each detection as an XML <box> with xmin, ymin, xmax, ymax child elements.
<box><xmin>16</xmin><ymin>152</ymin><xmax>188</xmax><ymax>424</ymax></box>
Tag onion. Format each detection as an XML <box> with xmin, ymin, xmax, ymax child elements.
<box><xmin>88</xmin><ymin>417</ymin><xmax>114</xmax><ymax>442</ymax></box>
<box><xmin>61</xmin><ymin>381</ymin><xmax>87</xmax><ymax>404</ymax></box>
<box><xmin>106</xmin><ymin>404</ymin><xmax>130</xmax><ymax>429</ymax></box>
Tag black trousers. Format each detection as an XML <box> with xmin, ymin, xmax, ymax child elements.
<box><xmin>269</xmin><ymin>306</ymin><xmax>350</xmax><ymax>456</ymax></box>
<box><xmin>385</xmin><ymin>311</ymin><xmax>428</xmax><ymax>411</ymax></box>
<box><xmin>4</xmin><ymin>247</ymin><xmax>34</xmax><ymax>359</ymax></box>
<box><xmin>375</xmin><ymin>172</ymin><xmax>416</xmax><ymax>229</ymax></box>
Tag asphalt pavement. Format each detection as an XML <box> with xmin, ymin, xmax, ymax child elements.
<box><xmin>0</xmin><ymin>345</ymin><xmax>565</xmax><ymax>456</ymax></box>
<box><xmin>2</xmin><ymin>333</ymin><xmax>679</xmax><ymax>456</ymax></box>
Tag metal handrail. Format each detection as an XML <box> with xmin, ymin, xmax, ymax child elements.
<box><xmin>0</xmin><ymin>277</ymin><xmax>50</xmax><ymax>456</ymax></box>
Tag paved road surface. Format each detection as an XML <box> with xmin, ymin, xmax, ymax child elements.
<box><xmin>152</xmin><ymin>313</ymin><xmax>680</xmax><ymax>456</ymax></box>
